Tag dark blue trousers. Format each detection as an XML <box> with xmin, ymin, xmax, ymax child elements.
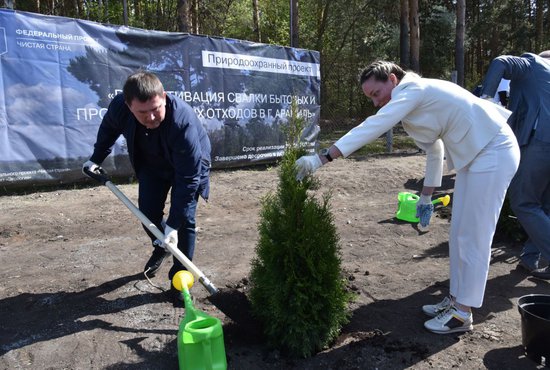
<box><xmin>137</xmin><ymin>166</ymin><xmax>198</xmax><ymax>279</ymax></box>
<box><xmin>508</xmin><ymin>137</ymin><xmax>550</xmax><ymax>265</ymax></box>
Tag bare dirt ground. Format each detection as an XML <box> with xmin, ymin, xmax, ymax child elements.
<box><xmin>1</xmin><ymin>153</ymin><xmax>548</xmax><ymax>370</ymax></box>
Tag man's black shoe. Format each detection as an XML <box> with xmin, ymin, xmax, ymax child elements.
<box><xmin>170</xmin><ymin>284</ymin><xmax>185</xmax><ymax>303</ymax></box>
<box><xmin>532</xmin><ymin>266</ymin><xmax>550</xmax><ymax>280</ymax></box>
<box><xmin>518</xmin><ymin>259</ymin><xmax>538</xmax><ymax>273</ymax></box>
<box><xmin>143</xmin><ymin>246</ymin><xmax>170</xmax><ymax>277</ymax></box>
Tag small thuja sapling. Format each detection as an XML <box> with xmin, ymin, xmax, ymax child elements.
<box><xmin>249</xmin><ymin>98</ymin><xmax>352</xmax><ymax>358</ymax></box>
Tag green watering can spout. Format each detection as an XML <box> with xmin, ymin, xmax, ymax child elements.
<box><xmin>172</xmin><ymin>271</ymin><xmax>227</xmax><ymax>370</ymax></box>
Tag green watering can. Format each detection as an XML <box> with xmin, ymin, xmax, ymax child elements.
<box><xmin>396</xmin><ymin>192</ymin><xmax>451</xmax><ymax>223</ymax></box>
<box><xmin>172</xmin><ymin>271</ymin><xmax>227</xmax><ymax>370</ymax></box>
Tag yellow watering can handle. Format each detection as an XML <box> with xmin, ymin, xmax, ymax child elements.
<box><xmin>172</xmin><ymin>270</ymin><xmax>195</xmax><ymax>292</ymax></box>
<box><xmin>432</xmin><ymin>194</ymin><xmax>450</xmax><ymax>207</ymax></box>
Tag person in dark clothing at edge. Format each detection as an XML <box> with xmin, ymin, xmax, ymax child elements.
<box><xmin>82</xmin><ymin>71</ymin><xmax>211</xmax><ymax>298</ymax></box>
<box><xmin>480</xmin><ymin>51</ymin><xmax>550</xmax><ymax>279</ymax></box>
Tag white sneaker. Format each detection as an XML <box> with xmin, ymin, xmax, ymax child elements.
<box><xmin>422</xmin><ymin>296</ymin><xmax>452</xmax><ymax>317</ymax></box>
<box><xmin>424</xmin><ymin>306</ymin><xmax>473</xmax><ymax>334</ymax></box>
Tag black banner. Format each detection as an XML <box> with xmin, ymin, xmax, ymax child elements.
<box><xmin>0</xmin><ymin>9</ymin><xmax>320</xmax><ymax>187</ymax></box>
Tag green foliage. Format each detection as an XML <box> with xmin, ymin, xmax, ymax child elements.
<box><xmin>249</xmin><ymin>99</ymin><xmax>351</xmax><ymax>358</ymax></box>
<box><xmin>7</xmin><ymin>0</ymin><xmax>550</xmax><ymax>126</ymax></box>
<box><xmin>259</xmin><ymin>0</ymin><xmax>291</xmax><ymax>45</ymax></box>
<box><xmin>496</xmin><ymin>197</ymin><xmax>527</xmax><ymax>242</ymax></box>
<box><xmin>217</xmin><ymin>1</ymin><xmax>257</xmax><ymax>41</ymax></box>
<box><xmin>419</xmin><ymin>6</ymin><xmax>455</xmax><ymax>78</ymax></box>
<box><xmin>318</xmin><ymin>128</ymin><xmax>417</xmax><ymax>156</ymax></box>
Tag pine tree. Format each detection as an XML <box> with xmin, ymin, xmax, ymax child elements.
<box><xmin>249</xmin><ymin>99</ymin><xmax>351</xmax><ymax>358</ymax></box>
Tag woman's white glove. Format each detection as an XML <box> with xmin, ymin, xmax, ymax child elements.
<box><xmin>416</xmin><ymin>194</ymin><xmax>434</xmax><ymax>229</ymax></box>
<box><xmin>163</xmin><ymin>225</ymin><xmax>178</xmax><ymax>248</ymax></box>
<box><xmin>295</xmin><ymin>155</ymin><xmax>323</xmax><ymax>181</ymax></box>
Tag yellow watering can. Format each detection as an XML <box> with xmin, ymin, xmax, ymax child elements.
<box><xmin>396</xmin><ymin>192</ymin><xmax>451</xmax><ymax>223</ymax></box>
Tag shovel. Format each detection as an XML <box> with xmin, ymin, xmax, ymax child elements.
<box><xmin>83</xmin><ymin>166</ymin><xmax>252</xmax><ymax>325</ymax></box>
<box><xmin>83</xmin><ymin>167</ymin><xmax>218</xmax><ymax>294</ymax></box>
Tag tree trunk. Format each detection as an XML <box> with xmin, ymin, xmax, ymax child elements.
<box><xmin>155</xmin><ymin>0</ymin><xmax>162</xmax><ymax>29</ymax></box>
<box><xmin>290</xmin><ymin>0</ymin><xmax>299</xmax><ymax>47</ymax></box>
<box><xmin>134</xmin><ymin>0</ymin><xmax>141</xmax><ymax>24</ymax></box>
<box><xmin>192</xmin><ymin>0</ymin><xmax>199</xmax><ymax>34</ymax></box>
<box><xmin>104</xmin><ymin>0</ymin><xmax>109</xmax><ymax>23</ymax></box>
<box><xmin>314</xmin><ymin>0</ymin><xmax>329</xmax><ymax>53</ymax></box>
<box><xmin>96</xmin><ymin>0</ymin><xmax>103</xmax><ymax>20</ymax></box>
<box><xmin>122</xmin><ymin>0</ymin><xmax>128</xmax><ymax>26</ymax></box>
<box><xmin>400</xmin><ymin>0</ymin><xmax>410</xmax><ymax>68</ymax></box>
<box><xmin>455</xmin><ymin>0</ymin><xmax>465</xmax><ymax>86</ymax></box>
<box><xmin>535</xmin><ymin>0</ymin><xmax>543</xmax><ymax>52</ymax></box>
<box><xmin>177</xmin><ymin>0</ymin><xmax>190</xmax><ymax>33</ymax></box>
<box><xmin>409</xmin><ymin>0</ymin><xmax>420</xmax><ymax>72</ymax></box>
<box><xmin>348</xmin><ymin>12</ymin><xmax>356</xmax><ymax>117</ymax></box>
<box><xmin>252</xmin><ymin>0</ymin><xmax>261</xmax><ymax>42</ymax></box>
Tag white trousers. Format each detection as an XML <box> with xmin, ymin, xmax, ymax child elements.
<box><xmin>449</xmin><ymin>125</ymin><xmax>520</xmax><ymax>308</ymax></box>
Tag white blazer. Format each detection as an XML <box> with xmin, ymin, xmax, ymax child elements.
<box><xmin>334</xmin><ymin>73</ymin><xmax>512</xmax><ymax>186</ymax></box>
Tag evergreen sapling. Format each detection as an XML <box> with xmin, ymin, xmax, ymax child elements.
<box><xmin>249</xmin><ymin>99</ymin><xmax>352</xmax><ymax>358</ymax></box>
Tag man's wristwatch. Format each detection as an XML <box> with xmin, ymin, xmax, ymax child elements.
<box><xmin>319</xmin><ymin>148</ymin><xmax>333</xmax><ymax>162</ymax></box>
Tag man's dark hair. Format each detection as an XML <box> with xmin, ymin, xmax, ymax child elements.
<box><xmin>123</xmin><ymin>71</ymin><xmax>164</xmax><ymax>105</ymax></box>
<box><xmin>359</xmin><ymin>61</ymin><xmax>406</xmax><ymax>85</ymax></box>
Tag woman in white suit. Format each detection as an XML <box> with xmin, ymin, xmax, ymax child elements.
<box><xmin>295</xmin><ymin>61</ymin><xmax>520</xmax><ymax>334</ymax></box>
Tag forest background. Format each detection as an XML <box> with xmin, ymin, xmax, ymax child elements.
<box><xmin>2</xmin><ymin>0</ymin><xmax>550</xmax><ymax>135</ymax></box>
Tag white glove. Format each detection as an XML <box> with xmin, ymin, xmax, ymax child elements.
<box><xmin>82</xmin><ymin>160</ymin><xmax>99</xmax><ymax>175</ymax></box>
<box><xmin>416</xmin><ymin>194</ymin><xmax>434</xmax><ymax>229</ymax></box>
<box><xmin>295</xmin><ymin>155</ymin><xmax>323</xmax><ymax>181</ymax></box>
<box><xmin>163</xmin><ymin>225</ymin><xmax>178</xmax><ymax>248</ymax></box>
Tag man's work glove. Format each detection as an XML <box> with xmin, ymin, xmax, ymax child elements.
<box><xmin>82</xmin><ymin>160</ymin><xmax>101</xmax><ymax>176</ymax></box>
<box><xmin>163</xmin><ymin>225</ymin><xmax>178</xmax><ymax>248</ymax></box>
<box><xmin>416</xmin><ymin>194</ymin><xmax>434</xmax><ymax>229</ymax></box>
<box><xmin>295</xmin><ymin>154</ymin><xmax>322</xmax><ymax>181</ymax></box>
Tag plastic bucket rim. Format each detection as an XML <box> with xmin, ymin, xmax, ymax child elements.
<box><xmin>517</xmin><ymin>294</ymin><xmax>550</xmax><ymax>361</ymax></box>
<box><xmin>517</xmin><ymin>293</ymin><xmax>550</xmax><ymax>300</ymax></box>
<box><xmin>518</xmin><ymin>294</ymin><xmax>550</xmax><ymax>322</ymax></box>
<box><xmin>518</xmin><ymin>293</ymin><xmax>550</xmax><ymax>307</ymax></box>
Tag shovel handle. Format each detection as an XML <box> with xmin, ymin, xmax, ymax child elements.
<box><xmin>97</xmin><ymin>179</ymin><xmax>218</xmax><ymax>295</ymax></box>
<box><xmin>104</xmin><ymin>181</ymin><xmax>218</xmax><ymax>294</ymax></box>
<box><xmin>84</xmin><ymin>166</ymin><xmax>218</xmax><ymax>294</ymax></box>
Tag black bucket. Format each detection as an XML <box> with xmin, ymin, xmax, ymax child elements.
<box><xmin>517</xmin><ymin>294</ymin><xmax>550</xmax><ymax>365</ymax></box>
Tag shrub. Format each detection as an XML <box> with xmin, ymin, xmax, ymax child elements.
<box><xmin>496</xmin><ymin>196</ymin><xmax>527</xmax><ymax>242</ymax></box>
<box><xmin>249</xmin><ymin>100</ymin><xmax>352</xmax><ymax>358</ymax></box>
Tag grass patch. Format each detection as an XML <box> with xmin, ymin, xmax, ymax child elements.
<box><xmin>318</xmin><ymin>129</ymin><xmax>418</xmax><ymax>156</ymax></box>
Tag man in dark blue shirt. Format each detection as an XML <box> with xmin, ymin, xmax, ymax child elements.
<box><xmin>481</xmin><ymin>51</ymin><xmax>550</xmax><ymax>279</ymax></box>
<box><xmin>83</xmin><ymin>71</ymin><xmax>211</xmax><ymax>294</ymax></box>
